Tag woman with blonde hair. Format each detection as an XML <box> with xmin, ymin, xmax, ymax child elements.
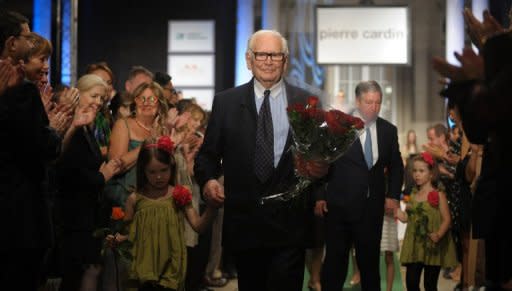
<box><xmin>56</xmin><ymin>74</ymin><xmax>122</xmax><ymax>291</ymax></box>
<box><xmin>86</xmin><ymin>62</ymin><xmax>117</xmax><ymax>157</ymax></box>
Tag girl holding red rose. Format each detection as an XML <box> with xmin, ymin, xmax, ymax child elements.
<box><xmin>395</xmin><ymin>153</ymin><xmax>457</xmax><ymax>291</ymax></box>
<box><xmin>110</xmin><ymin>137</ymin><xmax>219</xmax><ymax>291</ymax></box>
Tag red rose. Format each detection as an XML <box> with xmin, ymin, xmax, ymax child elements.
<box><xmin>287</xmin><ymin>102</ymin><xmax>304</xmax><ymax>113</ymax></box>
<box><xmin>325</xmin><ymin>110</ymin><xmax>348</xmax><ymax>135</ymax></box>
<box><xmin>111</xmin><ymin>207</ymin><xmax>125</xmax><ymax>220</ymax></box>
<box><xmin>421</xmin><ymin>152</ymin><xmax>434</xmax><ymax>166</ymax></box>
<box><xmin>427</xmin><ymin>190</ymin><xmax>439</xmax><ymax>208</ymax></box>
<box><xmin>305</xmin><ymin>107</ymin><xmax>325</xmax><ymax>122</ymax></box>
<box><xmin>172</xmin><ymin>184</ymin><xmax>192</xmax><ymax>207</ymax></box>
<box><xmin>314</xmin><ymin>109</ymin><xmax>325</xmax><ymax>122</ymax></box>
<box><xmin>307</xmin><ymin>96</ymin><xmax>319</xmax><ymax>108</ymax></box>
<box><xmin>402</xmin><ymin>194</ymin><xmax>411</xmax><ymax>203</ymax></box>
<box><xmin>157</xmin><ymin>136</ymin><xmax>175</xmax><ymax>154</ymax></box>
<box><xmin>287</xmin><ymin>103</ymin><xmax>307</xmax><ymax>119</ymax></box>
<box><xmin>353</xmin><ymin>117</ymin><xmax>365</xmax><ymax>129</ymax></box>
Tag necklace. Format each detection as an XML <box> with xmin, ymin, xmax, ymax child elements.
<box><xmin>135</xmin><ymin>118</ymin><xmax>152</xmax><ymax>132</ymax></box>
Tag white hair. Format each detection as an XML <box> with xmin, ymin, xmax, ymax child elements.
<box><xmin>246</xmin><ymin>30</ymin><xmax>289</xmax><ymax>55</ymax></box>
<box><xmin>76</xmin><ymin>74</ymin><xmax>108</xmax><ymax>93</ymax></box>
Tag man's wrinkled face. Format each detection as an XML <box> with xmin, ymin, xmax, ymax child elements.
<box><xmin>245</xmin><ymin>33</ymin><xmax>287</xmax><ymax>88</ymax></box>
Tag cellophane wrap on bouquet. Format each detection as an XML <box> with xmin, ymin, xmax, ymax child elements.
<box><xmin>261</xmin><ymin>96</ymin><xmax>364</xmax><ymax>204</ymax></box>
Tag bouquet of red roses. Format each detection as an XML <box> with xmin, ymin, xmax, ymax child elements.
<box><xmin>261</xmin><ymin>96</ymin><xmax>364</xmax><ymax>204</ymax></box>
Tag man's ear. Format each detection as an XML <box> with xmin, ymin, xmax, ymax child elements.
<box><xmin>245</xmin><ymin>52</ymin><xmax>252</xmax><ymax>71</ymax></box>
<box><xmin>4</xmin><ymin>36</ymin><xmax>16</xmax><ymax>54</ymax></box>
<box><xmin>125</xmin><ymin>80</ymin><xmax>131</xmax><ymax>93</ymax></box>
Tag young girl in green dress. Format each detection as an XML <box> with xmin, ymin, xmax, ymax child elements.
<box><xmin>110</xmin><ymin>136</ymin><xmax>219</xmax><ymax>291</ymax></box>
<box><xmin>395</xmin><ymin>152</ymin><xmax>457</xmax><ymax>291</ymax></box>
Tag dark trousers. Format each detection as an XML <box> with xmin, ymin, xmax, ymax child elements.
<box><xmin>405</xmin><ymin>263</ymin><xmax>441</xmax><ymax>291</ymax></box>
<box><xmin>485</xmin><ymin>231</ymin><xmax>512</xmax><ymax>285</ymax></box>
<box><xmin>235</xmin><ymin>246</ymin><xmax>305</xmax><ymax>291</ymax></box>
<box><xmin>0</xmin><ymin>248</ymin><xmax>46</xmax><ymax>291</ymax></box>
<box><xmin>321</xmin><ymin>208</ymin><xmax>383</xmax><ymax>291</ymax></box>
<box><xmin>185</xmin><ymin>204</ymin><xmax>212</xmax><ymax>291</ymax></box>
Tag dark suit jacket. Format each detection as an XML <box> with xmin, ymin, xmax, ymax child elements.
<box><xmin>55</xmin><ymin>126</ymin><xmax>110</xmax><ymax>267</ymax></box>
<box><xmin>0</xmin><ymin>81</ymin><xmax>61</xmax><ymax>249</ymax></box>
<box><xmin>56</xmin><ymin>127</ymin><xmax>108</xmax><ymax>232</ymax></box>
<box><xmin>195</xmin><ymin>78</ymin><xmax>315</xmax><ymax>251</ymax></box>
<box><xmin>319</xmin><ymin>117</ymin><xmax>403</xmax><ymax>222</ymax></box>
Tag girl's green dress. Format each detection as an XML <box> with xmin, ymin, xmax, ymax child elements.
<box><xmin>400</xmin><ymin>192</ymin><xmax>458</xmax><ymax>268</ymax></box>
<box><xmin>128</xmin><ymin>193</ymin><xmax>187</xmax><ymax>290</ymax></box>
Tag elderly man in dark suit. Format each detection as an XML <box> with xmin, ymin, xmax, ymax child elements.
<box><xmin>195</xmin><ymin>29</ymin><xmax>326</xmax><ymax>291</ymax></box>
<box><xmin>316</xmin><ymin>80</ymin><xmax>404</xmax><ymax>291</ymax></box>
<box><xmin>0</xmin><ymin>10</ymin><xmax>62</xmax><ymax>290</ymax></box>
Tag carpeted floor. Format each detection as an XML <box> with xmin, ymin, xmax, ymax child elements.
<box><xmin>302</xmin><ymin>252</ymin><xmax>404</xmax><ymax>291</ymax></box>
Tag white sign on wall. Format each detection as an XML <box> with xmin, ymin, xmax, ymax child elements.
<box><xmin>168</xmin><ymin>55</ymin><xmax>215</xmax><ymax>87</ymax></box>
<box><xmin>316</xmin><ymin>6</ymin><xmax>410</xmax><ymax>64</ymax></box>
<box><xmin>180</xmin><ymin>88</ymin><xmax>215</xmax><ymax>111</ymax></box>
<box><xmin>168</xmin><ymin>20</ymin><xmax>215</xmax><ymax>53</ymax></box>
<box><xmin>168</xmin><ymin>20</ymin><xmax>216</xmax><ymax>110</ymax></box>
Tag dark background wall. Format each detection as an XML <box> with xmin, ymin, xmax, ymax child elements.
<box><xmin>4</xmin><ymin>0</ymin><xmax>512</xmax><ymax>95</ymax></box>
<box><xmin>1</xmin><ymin>0</ymin><xmax>237</xmax><ymax>93</ymax></box>
<box><xmin>77</xmin><ymin>0</ymin><xmax>237</xmax><ymax>93</ymax></box>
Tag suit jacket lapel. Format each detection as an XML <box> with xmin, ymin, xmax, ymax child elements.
<box><xmin>242</xmin><ymin>78</ymin><xmax>257</xmax><ymax>122</ymax></box>
<box><xmin>356</xmin><ymin>136</ymin><xmax>367</xmax><ymax>167</ymax></box>
<box><xmin>275</xmin><ymin>82</ymin><xmax>297</xmax><ymax>170</ymax></box>
<box><xmin>283</xmin><ymin>82</ymin><xmax>295</xmax><ymax>150</ymax></box>
<box><xmin>83</xmin><ymin>126</ymin><xmax>102</xmax><ymax>160</ymax></box>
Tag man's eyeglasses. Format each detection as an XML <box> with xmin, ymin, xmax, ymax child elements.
<box><xmin>135</xmin><ymin>95</ymin><xmax>158</xmax><ymax>104</ymax></box>
<box><xmin>250</xmin><ymin>49</ymin><xmax>286</xmax><ymax>61</ymax></box>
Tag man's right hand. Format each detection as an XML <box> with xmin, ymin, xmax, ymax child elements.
<box><xmin>203</xmin><ymin>179</ymin><xmax>225</xmax><ymax>206</ymax></box>
<box><xmin>314</xmin><ymin>200</ymin><xmax>328</xmax><ymax>217</ymax></box>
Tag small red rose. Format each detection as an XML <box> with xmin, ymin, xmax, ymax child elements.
<box><xmin>157</xmin><ymin>136</ymin><xmax>175</xmax><ymax>154</ymax></box>
<box><xmin>172</xmin><ymin>184</ymin><xmax>192</xmax><ymax>207</ymax></box>
<box><xmin>427</xmin><ymin>190</ymin><xmax>439</xmax><ymax>208</ymax></box>
<box><xmin>307</xmin><ymin>96</ymin><xmax>319</xmax><ymax>108</ymax></box>
<box><xmin>325</xmin><ymin>110</ymin><xmax>349</xmax><ymax>135</ymax></box>
<box><xmin>421</xmin><ymin>152</ymin><xmax>434</xmax><ymax>166</ymax></box>
<box><xmin>111</xmin><ymin>207</ymin><xmax>125</xmax><ymax>220</ymax></box>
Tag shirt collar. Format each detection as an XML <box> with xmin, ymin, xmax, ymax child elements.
<box><xmin>254</xmin><ymin>78</ymin><xmax>284</xmax><ymax>99</ymax></box>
